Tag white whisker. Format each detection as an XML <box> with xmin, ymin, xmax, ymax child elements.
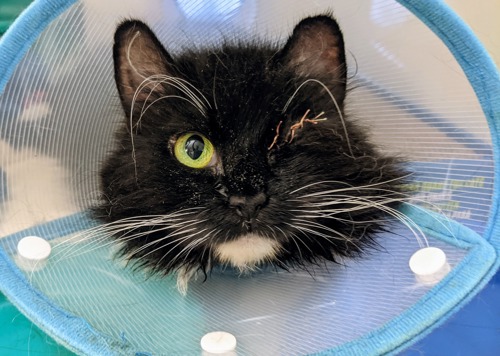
<box><xmin>128</xmin><ymin>74</ymin><xmax>211</xmax><ymax>181</ymax></box>
<box><xmin>51</xmin><ymin>208</ymin><xmax>205</xmax><ymax>262</ymax></box>
<box><xmin>282</xmin><ymin>78</ymin><xmax>353</xmax><ymax>156</ymax></box>
<box><xmin>288</xmin><ymin>174</ymin><xmax>411</xmax><ymax>196</ymax></box>
<box><xmin>126</xmin><ymin>31</ymin><xmax>146</xmax><ymax>79</ymax></box>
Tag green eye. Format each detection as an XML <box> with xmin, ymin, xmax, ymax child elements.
<box><xmin>174</xmin><ymin>132</ymin><xmax>216</xmax><ymax>169</ymax></box>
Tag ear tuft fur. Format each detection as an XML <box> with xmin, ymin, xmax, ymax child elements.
<box><xmin>279</xmin><ymin>15</ymin><xmax>347</xmax><ymax>101</ymax></box>
<box><xmin>113</xmin><ymin>20</ymin><xmax>176</xmax><ymax>119</ymax></box>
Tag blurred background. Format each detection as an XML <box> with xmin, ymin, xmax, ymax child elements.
<box><xmin>0</xmin><ymin>0</ymin><xmax>499</xmax><ymax>355</ymax></box>
<box><xmin>445</xmin><ymin>0</ymin><xmax>500</xmax><ymax>66</ymax></box>
<box><xmin>2</xmin><ymin>1</ymin><xmax>500</xmax><ymax>65</ymax></box>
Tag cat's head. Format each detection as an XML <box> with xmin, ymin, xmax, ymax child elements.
<box><xmin>99</xmin><ymin>15</ymin><xmax>406</xmax><ymax>288</ymax></box>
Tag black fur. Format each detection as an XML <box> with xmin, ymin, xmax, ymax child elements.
<box><xmin>95</xmin><ymin>15</ymin><xmax>408</xmax><ymax>277</ymax></box>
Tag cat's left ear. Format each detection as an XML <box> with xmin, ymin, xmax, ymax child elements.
<box><xmin>113</xmin><ymin>20</ymin><xmax>176</xmax><ymax>119</ymax></box>
<box><xmin>278</xmin><ymin>15</ymin><xmax>347</xmax><ymax>99</ymax></box>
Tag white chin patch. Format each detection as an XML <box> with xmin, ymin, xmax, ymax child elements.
<box><xmin>215</xmin><ymin>233</ymin><xmax>280</xmax><ymax>271</ymax></box>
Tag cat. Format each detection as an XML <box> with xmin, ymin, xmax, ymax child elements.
<box><xmin>94</xmin><ymin>14</ymin><xmax>409</xmax><ymax>292</ymax></box>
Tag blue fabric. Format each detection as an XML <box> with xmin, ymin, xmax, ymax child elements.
<box><xmin>0</xmin><ymin>0</ymin><xmax>499</xmax><ymax>354</ymax></box>
<box><xmin>397</xmin><ymin>1</ymin><xmax>500</xmax><ymax>249</ymax></box>
<box><xmin>0</xmin><ymin>1</ymin><xmax>120</xmax><ymax>353</ymax></box>
<box><xmin>315</xmin><ymin>205</ymin><xmax>496</xmax><ymax>355</ymax></box>
<box><xmin>0</xmin><ymin>0</ymin><xmax>76</xmax><ymax>94</ymax></box>
<box><xmin>393</xmin><ymin>0</ymin><xmax>500</xmax><ymax>349</ymax></box>
<box><xmin>320</xmin><ymin>0</ymin><xmax>500</xmax><ymax>350</ymax></box>
<box><xmin>0</xmin><ymin>214</ymin><xmax>134</xmax><ymax>355</ymax></box>
<box><xmin>0</xmin><ymin>212</ymin><xmax>96</xmax><ymax>254</ymax></box>
<box><xmin>329</xmin><ymin>1</ymin><xmax>500</xmax><ymax>354</ymax></box>
<box><xmin>0</xmin><ymin>207</ymin><xmax>494</xmax><ymax>355</ymax></box>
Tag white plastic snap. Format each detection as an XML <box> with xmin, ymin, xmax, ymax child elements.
<box><xmin>16</xmin><ymin>235</ymin><xmax>51</xmax><ymax>271</ymax></box>
<box><xmin>409</xmin><ymin>247</ymin><xmax>450</xmax><ymax>285</ymax></box>
<box><xmin>201</xmin><ymin>331</ymin><xmax>237</xmax><ymax>354</ymax></box>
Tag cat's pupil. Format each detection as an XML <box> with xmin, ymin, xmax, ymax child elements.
<box><xmin>185</xmin><ymin>135</ymin><xmax>204</xmax><ymax>160</ymax></box>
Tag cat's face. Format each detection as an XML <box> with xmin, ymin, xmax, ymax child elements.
<box><xmin>98</xmin><ymin>15</ymin><xmax>406</xmax><ymax>287</ymax></box>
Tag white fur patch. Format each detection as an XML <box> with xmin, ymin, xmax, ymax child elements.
<box><xmin>215</xmin><ymin>233</ymin><xmax>280</xmax><ymax>271</ymax></box>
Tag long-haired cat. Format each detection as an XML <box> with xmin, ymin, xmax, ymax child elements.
<box><xmin>95</xmin><ymin>15</ymin><xmax>408</xmax><ymax>291</ymax></box>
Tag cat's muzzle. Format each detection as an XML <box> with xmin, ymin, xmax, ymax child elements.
<box><xmin>228</xmin><ymin>192</ymin><xmax>268</xmax><ymax>223</ymax></box>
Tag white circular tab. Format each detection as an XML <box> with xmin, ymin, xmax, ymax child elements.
<box><xmin>409</xmin><ymin>247</ymin><xmax>449</xmax><ymax>285</ymax></box>
<box><xmin>201</xmin><ymin>331</ymin><xmax>237</xmax><ymax>354</ymax></box>
<box><xmin>16</xmin><ymin>236</ymin><xmax>51</xmax><ymax>270</ymax></box>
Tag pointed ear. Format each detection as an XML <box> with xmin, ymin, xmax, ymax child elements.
<box><xmin>279</xmin><ymin>15</ymin><xmax>347</xmax><ymax>95</ymax></box>
<box><xmin>113</xmin><ymin>20</ymin><xmax>175</xmax><ymax>118</ymax></box>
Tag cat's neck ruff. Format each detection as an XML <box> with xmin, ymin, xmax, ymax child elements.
<box><xmin>215</xmin><ymin>233</ymin><xmax>280</xmax><ymax>271</ymax></box>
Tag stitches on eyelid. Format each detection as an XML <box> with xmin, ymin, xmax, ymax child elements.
<box><xmin>267</xmin><ymin>109</ymin><xmax>327</xmax><ymax>151</ymax></box>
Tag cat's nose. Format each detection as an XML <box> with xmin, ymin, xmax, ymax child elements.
<box><xmin>229</xmin><ymin>192</ymin><xmax>267</xmax><ymax>221</ymax></box>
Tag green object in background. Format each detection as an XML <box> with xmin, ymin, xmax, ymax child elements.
<box><xmin>0</xmin><ymin>0</ymin><xmax>32</xmax><ymax>35</ymax></box>
<box><xmin>1</xmin><ymin>2</ymin><xmax>72</xmax><ymax>354</ymax></box>
<box><xmin>1</xmin><ymin>1</ymin><xmax>74</xmax><ymax>354</ymax></box>
<box><xmin>0</xmin><ymin>293</ymin><xmax>75</xmax><ymax>355</ymax></box>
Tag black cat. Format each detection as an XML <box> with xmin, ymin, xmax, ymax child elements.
<box><xmin>95</xmin><ymin>15</ymin><xmax>408</xmax><ymax>291</ymax></box>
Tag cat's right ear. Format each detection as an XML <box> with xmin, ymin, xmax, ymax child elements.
<box><xmin>113</xmin><ymin>20</ymin><xmax>175</xmax><ymax>119</ymax></box>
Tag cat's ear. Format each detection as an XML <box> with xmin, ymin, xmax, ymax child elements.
<box><xmin>278</xmin><ymin>15</ymin><xmax>347</xmax><ymax>97</ymax></box>
<box><xmin>113</xmin><ymin>20</ymin><xmax>175</xmax><ymax>117</ymax></box>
